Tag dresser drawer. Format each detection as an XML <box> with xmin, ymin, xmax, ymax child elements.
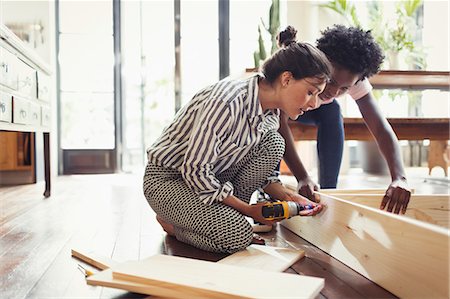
<box><xmin>0</xmin><ymin>92</ymin><xmax>12</xmax><ymax>122</ymax></box>
<box><xmin>37</xmin><ymin>71</ymin><xmax>51</xmax><ymax>102</ymax></box>
<box><xmin>17</xmin><ymin>59</ymin><xmax>37</xmax><ymax>99</ymax></box>
<box><xmin>29</xmin><ymin>101</ymin><xmax>41</xmax><ymax>126</ymax></box>
<box><xmin>13</xmin><ymin>96</ymin><xmax>30</xmax><ymax>124</ymax></box>
<box><xmin>0</xmin><ymin>47</ymin><xmax>18</xmax><ymax>90</ymax></box>
<box><xmin>41</xmin><ymin>106</ymin><xmax>51</xmax><ymax>127</ymax></box>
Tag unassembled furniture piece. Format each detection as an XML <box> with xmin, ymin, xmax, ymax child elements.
<box><xmin>281</xmin><ymin>188</ymin><xmax>450</xmax><ymax>299</ymax></box>
<box><xmin>0</xmin><ymin>24</ymin><xmax>51</xmax><ymax>196</ymax></box>
<box><xmin>73</xmin><ymin>245</ymin><xmax>320</xmax><ymax>298</ymax></box>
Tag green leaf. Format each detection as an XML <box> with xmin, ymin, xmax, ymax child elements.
<box><xmin>403</xmin><ymin>0</ymin><xmax>423</xmax><ymax>17</ymax></box>
<box><xmin>258</xmin><ymin>26</ymin><xmax>267</xmax><ymax>61</ymax></box>
<box><xmin>253</xmin><ymin>51</ymin><xmax>260</xmax><ymax>68</ymax></box>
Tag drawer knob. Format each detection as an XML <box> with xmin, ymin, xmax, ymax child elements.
<box><xmin>1</xmin><ymin>62</ymin><xmax>8</xmax><ymax>72</ymax></box>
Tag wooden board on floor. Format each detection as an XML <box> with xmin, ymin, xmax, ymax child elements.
<box><xmin>217</xmin><ymin>244</ymin><xmax>304</xmax><ymax>272</ymax></box>
<box><xmin>110</xmin><ymin>254</ymin><xmax>323</xmax><ymax>299</ymax></box>
<box><xmin>330</xmin><ymin>194</ymin><xmax>449</xmax><ymax>228</ymax></box>
<box><xmin>83</xmin><ymin>245</ymin><xmax>308</xmax><ymax>297</ymax></box>
<box><xmin>71</xmin><ymin>249</ymin><xmax>120</xmax><ymax>270</ymax></box>
<box><xmin>281</xmin><ymin>192</ymin><xmax>450</xmax><ymax>299</ymax></box>
<box><xmin>87</xmin><ymin>268</ymin><xmax>167</xmax><ymax>298</ymax></box>
<box><xmin>74</xmin><ymin>244</ymin><xmax>304</xmax><ymax>273</ymax></box>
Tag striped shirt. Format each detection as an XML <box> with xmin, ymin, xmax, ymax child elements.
<box><xmin>147</xmin><ymin>74</ymin><xmax>281</xmax><ymax>205</ymax></box>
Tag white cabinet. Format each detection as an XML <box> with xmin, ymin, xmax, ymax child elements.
<box><xmin>0</xmin><ymin>23</ymin><xmax>52</xmax><ymax>197</ymax></box>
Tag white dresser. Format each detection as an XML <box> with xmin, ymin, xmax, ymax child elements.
<box><xmin>0</xmin><ymin>24</ymin><xmax>52</xmax><ymax>196</ymax></box>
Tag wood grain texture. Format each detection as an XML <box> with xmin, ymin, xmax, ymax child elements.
<box><xmin>217</xmin><ymin>244</ymin><xmax>304</xmax><ymax>272</ymax></box>
<box><xmin>85</xmin><ymin>244</ymin><xmax>306</xmax><ymax>297</ymax></box>
<box><xmin>288</xmin><ymin>118</ymin><xmax>450</xmax><ymax>141</ymax></box>
<box><xmin>329</xmin><ymin>194</ymin><xmax>449</xmax><ymax>228</ymax></box>
<box><xmin>281</xmin><ymin>192</ymin><xmax>450</xmax><ymax>299</ymax></box>
<box><xmin>369</xmin><ymin>70</ymin><xmax>450</xmax><ymax>90</ymax></box>
<box><xmin>71</xmin><ymin>249</ymin><xmax>120</xmax><ymax>270</ymax></box>
<box><xmin>111</xmin><ymin>254</ymin><xmax>324</xmax><ymax>299</ymax></box>
<box><xmin>318</xmin><ymin>188</ymin><xmax>387</xmax><ymax>194</ymax></box>
<box><xmin>76</xmin><ymin>244</ymin><xmax>304</xmax><ymax>273</ymax></box>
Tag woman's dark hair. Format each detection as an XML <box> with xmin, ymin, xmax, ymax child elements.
<box><xmin>316</xmin><ymin>25</ymin><xmax>384</xmax><ymax>79</ymax></box>
<box><xmin>261</xmin><ymin>26</ymin><xmax>332</xmax><ymax>84</ymax></box>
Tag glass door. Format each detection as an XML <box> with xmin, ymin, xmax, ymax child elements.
<box><xmin>57</xmin><ymin>1</ymin><xmax>116</xmax><ymax>174</ymax></box>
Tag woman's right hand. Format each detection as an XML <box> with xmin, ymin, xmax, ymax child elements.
<box><xmin>297</xmin><ymin>176</ymin><xmax>319</xmax><ymax>202</ymax></box>
<box><xmin>246</xmin><ymin>203</ymin><xmax>279</xmax><ymax>226</ymax></box>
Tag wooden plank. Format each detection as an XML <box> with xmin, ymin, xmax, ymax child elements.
<box><xmin>87</xmin><ymin>268</ymin><xmax>167</xmax><ymax>297</ymax></box>
<box><xmin>71</xmin><ymin>249</ymin><xmax>119</xmax><ymax>270</ymax></box>
<box><xmin>329</xmin><ymin>194</ymin><xmax>449</xmax><ymax>228</ymax></box>
<box><xmin>75</xmin><ymin>244</ymin><xmax>305</xmax><ymax>273</ymax></box>
<box><xmin>217</xmin><ymin>244</ymin><xmax>304</xmax><ymax>272</ymax></box>
<box><xmin>369</xmin><ymin>70</ymin><xmax>450</xmax><ymax>90</ymax></box>
<box><xmin>320</xmin><ymin>188</ymin><xmax>416</xmax><ymax>195</ymax></box>
<box><xmin>281</xmin><ymin>192</ymin><xmax>450</xmax><ymax>299</ymax></box>
<box><xmin>82</xmin><ymin>244</ymin><xmax>306</xmax><ymax>297</ymax></box>
<box><xmin>289</xmin><ymin>118</ymin><xmax>450</xmax><ymax>141</ymax></box>
<box><xmin>319</xmin><ymin>188</ymin><xmax>386</xmax><ymax>194</ymax></box>
<box><xmin>111</xmin><ymin>254</ymin><xmax>324</xmax><ymax>299</ymax></box>
<box><xmin>276</xmin><ymin>226</ymin><xmax>397</xmax><ymax>299</ymax></box>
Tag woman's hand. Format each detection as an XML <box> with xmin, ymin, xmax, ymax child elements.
<box><xmin>380</xmin><ymin>178</ymin><xmax>411</xmax><ymax>214</ymax></box>
<box><xmin>297</xmin><ymin>177</ymin><xmax>319</xmax><ymax>202</ymax></box>
<box><xmin>246</xmin><ymin>203</ymin><xmax>280</xmax><ymax>226</ymax></box>
<box><xmin>284</xmin><ymin>192</ymin><xmax>323</xmax><ymax>216</ymax></box>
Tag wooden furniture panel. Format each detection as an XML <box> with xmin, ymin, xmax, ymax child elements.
<box><xmin>78</xmin><ymin>245</ymin><xmax>315</xmax><ymax>299</ymax></box>
<box><xmin>369</xmin><ymin>70</ymin><xmax>450</xmax><ymax>90</ymax></box>
<box><xmin>0</xmin><ymin>131</ymin><xmax>16</xmax><ymax>169</ymax></box>
<box><xmin>324</xmin><ymin>193</ymin><xmax>449</xmax><ymax>228</ymax></box>
<box><xmin>282</xmin><ymin>191</ymin><xmax>450</xmax><ymax>299</ymax></box>
<box><xmin>110</xmin><ymin>254</ymin><xmax>323</xmax><ymax>299</ymax></box>
<box><xmin>289</xmin><ymin>117</ymin><xmax>450</xmax><ymax>141</ymax></box>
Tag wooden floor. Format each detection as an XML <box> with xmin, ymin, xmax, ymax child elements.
<box><xmin>1</xmin><ymin>171</ymin><xmax>448</xmax><ymax>299</ymax></box>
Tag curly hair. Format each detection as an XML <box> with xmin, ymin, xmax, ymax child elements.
<box><xmin>316</xmin><ymin>25</ymin><xmax>384</xmax><ymax>79</ymax></box>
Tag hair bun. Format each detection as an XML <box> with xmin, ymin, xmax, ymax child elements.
<box><xmin>277</xmin><ymin>26</ymin><xmax>298</xmax><ymax>48</ymax></box>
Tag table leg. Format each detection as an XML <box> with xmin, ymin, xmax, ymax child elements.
<box><xmin>43</xmin><ymin>132</ymin><xmax>51</xmax><ymax>197</ymax></box>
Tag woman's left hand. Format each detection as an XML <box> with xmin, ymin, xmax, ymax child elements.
<box><xmin>380</xmin><ymin>178</ymin><xmax>411</xmax><ymax>214</ymax></box>
<box><xmin>284</xmin><ymin>192</ymin><xmax>323</xmax><ymax>216</ymax></box>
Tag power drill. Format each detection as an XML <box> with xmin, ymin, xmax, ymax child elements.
<box><xmin>260</xmin><ymin>201</ymin><xmax>313</xmax><ymax>220</ymax></box>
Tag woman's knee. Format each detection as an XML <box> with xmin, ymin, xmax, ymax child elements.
<box><xmin>261</xmin><ymin>130</ymin><xmax>285</xmax><ymax>160</ymax></box>
<box><xmin>210</xmin><ymin>218</ymin><xmax>253</xmax><ymax>253</ymax></box>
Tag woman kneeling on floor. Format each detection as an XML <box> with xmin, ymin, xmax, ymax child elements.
<box><xmin>143</xmin><ymin>26</ymin><xmax>328</xmax><ymax>253</ymax></box>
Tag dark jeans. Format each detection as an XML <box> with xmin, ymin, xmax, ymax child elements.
<box><xmin>289</xmin><ymin>100</ymin><xmax>344</xmax><ymax>189</ymax></box>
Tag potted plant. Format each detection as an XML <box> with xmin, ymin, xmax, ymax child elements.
<box><xmin>253</xmin><ymin>0</ymin><xmax>280</xmax><ymax>69</ymax></box>
<box><xmin>320</xmin><ymin>0</ymin><xmax>425</xmax><ymax>69</ymax></box>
